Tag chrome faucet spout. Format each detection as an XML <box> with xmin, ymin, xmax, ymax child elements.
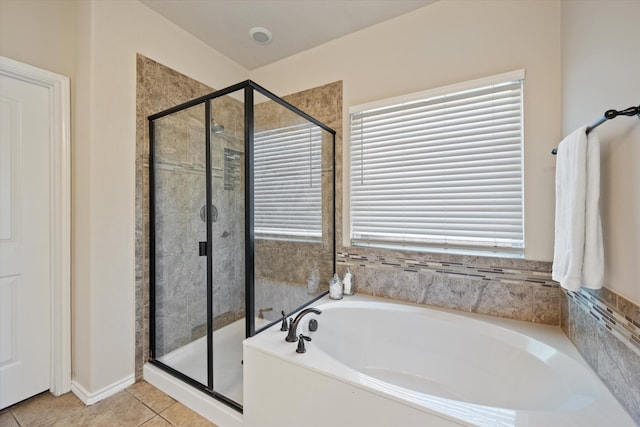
<box><xmin>285</xmin><ymin>308</ymin><xmax>322</xmax><ymax>342</ymax></box>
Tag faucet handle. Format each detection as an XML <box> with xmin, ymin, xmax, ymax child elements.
<box><xmin>285</xmin><ymin>318</ymin><xmax>298</xmax><ymax>342</ymax></box>
<box><xmin>280</xmin><ymin>311</ymin><xmax>288</xmax><ymax>331</ymax></box>
<box><xmin>296</xmin><ymin>334</ymin><xmax>312</xmax><ymax>354</ymax></box>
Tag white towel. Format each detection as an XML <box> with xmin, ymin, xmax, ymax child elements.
<box><xmin>552</xmin><ymin>126</ymin><xmax>604</xmax><ymax>291</ymax></box>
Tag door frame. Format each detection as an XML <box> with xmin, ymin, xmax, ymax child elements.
<box><xmin>0</xmin><ymin>56</ymin><xmax>71</xmax><ymax>396</ymax></box>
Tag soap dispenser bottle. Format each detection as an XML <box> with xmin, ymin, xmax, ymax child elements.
<box><xmin>329</xmin><ymin>273</ymin><xmax>343</xmax><ymax>300</ymax></box>
<box><xmin>343</xmin><ymin>267</ymin><xmax>354</xmax><ymax>295</ymax></box>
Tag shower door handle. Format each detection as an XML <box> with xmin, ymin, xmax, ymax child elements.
<box><xmin>199</xmin><ymin>241</ymin><xmax>207</xmax><ymax>256</ymax></box>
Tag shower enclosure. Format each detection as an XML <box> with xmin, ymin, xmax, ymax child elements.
<box><xmin>148</xmin><ymin>80</ymin><xmax>336</xmax><ymax>410</ymax></box>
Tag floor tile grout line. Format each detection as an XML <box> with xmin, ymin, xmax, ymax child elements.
<box><xmin>126</xmin><ymin>388</ymin><xmax>160</xmax><ymax>416</ymax></box>
<box><xmin>125</xmin><ymin>386</ymin><xmax>180</xmax><ymax>426</ymax></box>
<box><xmin>10</xmin><ymin>411</ymin><xmax>22</xmax><ymax>427</ymax></box>
<box><xmin>158</xmin><ymin>411</ymin><xmax>178</xmax><ymax>426</ymax></box>
<box><xmin>124</xmin><ymin>388</ymin><xmax>174</xmax><ymax>426</ymax></box>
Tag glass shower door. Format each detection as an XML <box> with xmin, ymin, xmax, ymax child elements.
<box><xmin>151</xmin><ymin>103</ymin><xmax>209</xmax><ymax>388</ymax></box>
<box><xmin>150</xmin><ymin>90</ymin><xmax>248</xmax><ymax>406</ymax></box>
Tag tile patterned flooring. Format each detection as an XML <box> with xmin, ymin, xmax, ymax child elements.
<box><xmin>0</xmin><ymin>381</ymin><xmax>218</xmax><ymax>427</ymax></box>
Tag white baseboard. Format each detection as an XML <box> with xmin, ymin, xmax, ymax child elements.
<box><xmin>71</xmin><ymin>374</ymin><xmax>135</xmax><ymax>405</ymax></box>
<box><xmin>143</xmin><ymin>363</ymin><xmax>243</xmax><ymax>427</ymax></box>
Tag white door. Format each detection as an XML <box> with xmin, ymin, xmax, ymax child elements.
<box><xmin>0</xmin><ymin>70</ymin><xmax>52</xmax><ymax>409</ymax></box>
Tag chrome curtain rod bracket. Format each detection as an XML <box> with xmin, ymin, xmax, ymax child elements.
<box><xmin>551</xmin><ymin>104</ymin><xmax>640</xmax><ymax>155</ymax></box>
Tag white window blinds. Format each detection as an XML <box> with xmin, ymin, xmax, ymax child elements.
<box><xmin>254</xmin><ymin>123</ymin><xmax>322</xmax><ymax>240</ymax></box>
<box><xmin>350</xmin><ymin>71</ymin><xmax>524</xmax><ymax>254</ymax></box>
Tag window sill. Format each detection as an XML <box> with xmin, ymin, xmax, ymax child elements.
<box><xmin>350</xmin><ymin>241</ymin><xmax>524</xmax><ymax>259</ymax></box>
<box><xmin>256</xmin><ymin>234</ymin><xmax>322</xmax><ymax>244</ymax></box>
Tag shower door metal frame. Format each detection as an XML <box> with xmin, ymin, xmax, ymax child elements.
<box><xmin>148</xmin><ymin>80</ymin><xmax>336</xmax><ymax>412</ymax></box>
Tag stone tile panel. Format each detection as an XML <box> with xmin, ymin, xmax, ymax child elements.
<box><xmin>562</xmin><ymin>287</ymin><xmax>640</xmax><ymax>424</ymax></box>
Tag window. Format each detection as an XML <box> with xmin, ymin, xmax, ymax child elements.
<box><xmin>254</xmin><ymin>123</ymin><xmax>322</xmax><ymax>241</ymax></box>
<box><xmin>349</xmin><ymin>71</ymin><xmax>524</xmax><ymax>255</ymax></box>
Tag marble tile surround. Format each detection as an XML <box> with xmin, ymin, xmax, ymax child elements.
<box><xmin>337</xmin><ymin>250</ymin><xmax>560</xmax><ymax>325</ymax></box>
<box><xmin>561</xmin><ymin>288</ymin><xmax>640</xmax><ymax>424</ymax></box>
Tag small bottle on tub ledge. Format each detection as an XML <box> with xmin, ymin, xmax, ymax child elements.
<box><xmin>329</xmin><ymin>273</ymin><xmax>343</xmax><ymax>300</ymax></box>
<box><xmin>343</xmin><ymin>267</ymin><xmax>354</xmax><ymax>295</ymax></box>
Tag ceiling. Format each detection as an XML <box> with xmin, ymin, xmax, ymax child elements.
<box><xmin>140</xmin><ymin>0</ymin><xmax>436</xmax><ymax>70</ymax></box>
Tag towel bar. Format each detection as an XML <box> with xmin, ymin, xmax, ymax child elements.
<box><xmin>551</xmin><ymin>104</ymin><xmax>639</xmax><ymax>155</ymax></box>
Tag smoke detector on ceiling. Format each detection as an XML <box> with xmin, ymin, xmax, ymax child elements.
<box><xmin>249</xmin><ymin>27</ymin><xmax>273</xmax><ymax>45</ymax></box>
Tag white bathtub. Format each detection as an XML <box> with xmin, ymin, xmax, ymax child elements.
<box><xmin>243</xmin><ymin>294</ymin><xmax>635</xmax><ymax>427</ymax></box>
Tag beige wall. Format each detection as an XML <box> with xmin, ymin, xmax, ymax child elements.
<box><xmin>0</xmin><ymin>0</ymin><xmax>75</xmax><ymax>78</ymax></box>
<box><xmin>1</xmin><ymin>0</ymin><xmax>248</xmax><ymax>396</ymax></box>
<box><xmin>561</xmin><ymin>0</ymin><xmax>640</xmax><ymax>303</ymax></box>
<box><xmin>73</xmin><ymin>0</ymin><xmax>247</xmax><ymax>393</ymax></box>
<box><xmin>250</xmin><ymin>0</ymin><xmax>562</xmax><ymax>262</ymax></box>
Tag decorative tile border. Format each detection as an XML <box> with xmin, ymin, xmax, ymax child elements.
<box><xmin>566</xmin><ymin>288</ymin><xmax>640</xmax><ymax>357</ymax></box>
<box><xmin>337</xmin><ymin>250</ymin><xmax>557</xmax><ymax>287</ymax></box>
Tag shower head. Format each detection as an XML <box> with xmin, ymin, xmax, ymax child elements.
<box><xmin>212</xmin><ymin>123</ymin><xmax>225</xmax><ymax>135</ymax></box>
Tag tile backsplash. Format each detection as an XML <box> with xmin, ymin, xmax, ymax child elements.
<box><xmin>561</xmin><ymin>287</ymin><xmax>640</xmax><ymax>424</ymax></box>
<box><xmin>337</xmin><ymin>249</ymin><xmax>560</xmax><ymax>325</ymax></box>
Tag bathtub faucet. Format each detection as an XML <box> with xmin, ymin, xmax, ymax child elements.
<box><xmin>285</xmin><ymin>308</ymin><xmax>322</xmax><ymax>342</ymax></box>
